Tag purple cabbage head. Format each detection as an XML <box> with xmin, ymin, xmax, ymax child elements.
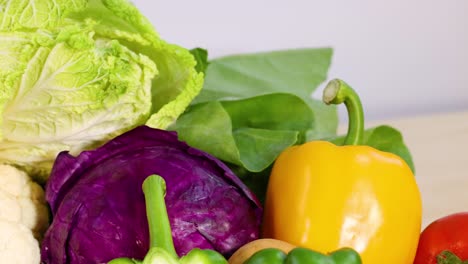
<box><xmin>41</xmin><ymin>126</ymin><xmax>263</xmax><ymax>264</ymax></box>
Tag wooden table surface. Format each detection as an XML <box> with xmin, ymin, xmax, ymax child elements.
<box><xmin>364</xmin><ymin>111</ymin><xmax>468</xmax><ymax>228</ymax></box>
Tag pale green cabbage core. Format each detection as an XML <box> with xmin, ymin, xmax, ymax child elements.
<box><xmin>0</xmin><ymin>0</ymin><xmax>203</xmax><ymax>181</ymax></box>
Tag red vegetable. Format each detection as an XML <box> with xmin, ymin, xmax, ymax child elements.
<box><xmin>414</xmin><ymin>212</ymin><xmax>468</xmax><ymax>264</ymax></box>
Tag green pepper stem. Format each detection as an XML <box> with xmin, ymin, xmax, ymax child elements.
<box><xmin>322</xmin><ymin>79</ymin><xmax>364</xmax><ymax>146</ymax></box>
<box><xmin>142</xmin><ymin>175</ymin><xmax>178</xmax><ymax>259</ymax></box>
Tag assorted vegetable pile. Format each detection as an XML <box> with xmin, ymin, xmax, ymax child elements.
<box><xmin>0</xmin><ymin>1</ymin><xmax>467</xmax><ymax>264</ymax></box>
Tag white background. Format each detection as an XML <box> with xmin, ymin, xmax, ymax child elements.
<box><xmin>132</xmin><ymin>0</ymin><xmax>468</xmax><ymax>121</ymax></box>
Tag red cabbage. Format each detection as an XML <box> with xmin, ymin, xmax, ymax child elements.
<box><xmin>41</xmin><ymin>126</ymin><xmax>262</xmax><ymax>264</ymax></box>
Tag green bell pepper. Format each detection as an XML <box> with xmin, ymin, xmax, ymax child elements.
<box><xmin>244</xmin><ymin>247</ymin><xmax>362</xmax><ymax>264</ymax></box>
<box><xmin>109</xmin><ymin>175</ymin><xmax>227</xmax><ymax>264</ymax></box>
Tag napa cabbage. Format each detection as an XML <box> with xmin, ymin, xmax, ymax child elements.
<box><xmin>0</xmin><ymin>0</ymin><xmax>203</xmax><ymax>181</ymax></box>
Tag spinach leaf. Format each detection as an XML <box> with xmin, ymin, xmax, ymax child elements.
<box><xmin>190</xmin><ymin>48</ymin><xmax>209</xmax><ymax>74</ymax></box>
<box><xmin>233</xmin><ymin>128</ymin><xmax>298</xmax><ymax>172</ymax></box>
<box><xmin>171</xmin><ymin>93</ymin><xmax>314</xmax><ymax>172</ymax></box>
<box><xmin>194</xmin><ymin>48</ymin><xmax>334</xmax><ymax>102</ymax></box>
<box><xmin>222</xmin><ymin>93</ymin><xmax>313</xmax><ymax>131</ymax></box>
<box><xmin>193</xmin><ymin>48</ymin><xmax>338</xmax><ymax>138</ymax></box>
<box><xmin>170</xmin><ymin>101</ymin><xmax>241</xmax><ymax>165</ymax></box>
<box><xmin>306</xmin><ymin>98</ymin><xmax>339</xmax><ymax>140</ymax></box>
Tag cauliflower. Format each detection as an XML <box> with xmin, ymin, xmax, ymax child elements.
<box><xmin>0</xmin><ymin>164</ymin><xmax>49</xmax><ymax>264</ymax></box>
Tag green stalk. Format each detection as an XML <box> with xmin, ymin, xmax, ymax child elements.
<box><xmin>142</xmin><ymin>175</ymin><xmax>178</xmax><ymax>259</ymax></box>
<box><xmin>437</xmin><ymin>250</ymin><xmax>468</xmax><ymax>264</ymax></box>
<box><xmin>322</xmin><ymin>79</ymin><xmax>365</xmax><ymax>146</ymax></box>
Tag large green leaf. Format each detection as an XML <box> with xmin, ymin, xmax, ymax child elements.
<box><xmin>171</xmin><ymin>101</ymin><xmax>240</xmax><ymax>166</ymax></box>
<box><xmin>171</xmin><ymin>93</ymin><xmax>314</xmax><ymax>172</ymax></box>
<box><xmin>194</xmin><ymin>48</ymin><xmax>333</xmax><ymax>102</ymax></box>
<box><xmin>193</xmin><ymin>48</ymin><xmax>338</xmax><ymax>138</ymax></box>
<box><xmin>233</xmin><ymin>128</ymin><xmax>298</xmax><ymax>172</ymax></box>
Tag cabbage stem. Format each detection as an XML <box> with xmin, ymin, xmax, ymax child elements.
<box><xmin>142</xmin><ymin>175</ymin><xmax>178</xmax><ymax>258</ymax></box>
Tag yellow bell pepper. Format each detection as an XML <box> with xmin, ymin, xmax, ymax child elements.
<box><xmin>262</xmin><ymin>79</ymin><xmax>422</xmax><ymax>264</ymax></box>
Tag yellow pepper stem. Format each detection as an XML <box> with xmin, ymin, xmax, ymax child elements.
<box><xmin>322</xmin><ymin>79</ymin><xmax>364</xmax><ymax>146</ymax></box>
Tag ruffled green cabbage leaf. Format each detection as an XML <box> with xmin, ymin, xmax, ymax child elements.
<box><xmin>0</xmin><ymin>0</ymin><xmax>203</xmax><ymax>181</ymax></box>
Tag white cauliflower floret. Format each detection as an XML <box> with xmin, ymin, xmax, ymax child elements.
<box><xmin>0</xmin><ymin>164</ymin><xmax>50</xmax><ymax>264</ymax></box>
<box><xmin>0</xmin><ymin>220</ymin><xmax>40</xmax><ymax>263</ymax></box>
